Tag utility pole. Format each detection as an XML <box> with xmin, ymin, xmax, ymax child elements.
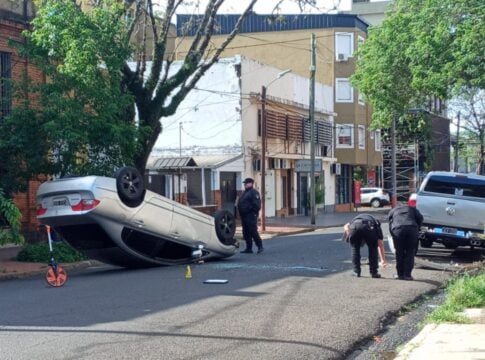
<box><xmin>454</xmin><ymin>112</ymin><xmax>461</xmax><ymax>172</ymax></box>
<box><xmin>391</xmin><ymin>116</ymin><xmax>397</xmax><ymax>208</ymax></box>
<box><xmin>178</xmin><ymin>121</ymin><xmax>182</xmax><ymax>203</ymax></box>
<box><xmin>179</xmin><ymin>122</ymin><xmax>183</xmax><ymax>157</ymax></box>
<box><xmin>309</xmin><ymin>33</ymin><xmax>316</xmax><ymax>225</ymax></box>
<box><xmin>261</xmin><ymin>85</ymin><xmax>267</xmax><ymax>231</ymax></box>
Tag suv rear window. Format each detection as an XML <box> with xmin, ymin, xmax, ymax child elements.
<box><xmin>424</xmin><ymin>175</ymin><xmax>485</xmax><ymax>199</ymax></box>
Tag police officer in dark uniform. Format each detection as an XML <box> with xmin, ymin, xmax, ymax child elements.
<box><xmin>343</xmin><ymin>214</ymin><xmax>383</xmax><ymax>278</ymax></box>
<box><xmin>237</xmin><ymin>178</ymin><xmax>264</xmax><ymax>254</ymax></box>
<box><xmin>388</xmin><ymin>205</ymin><xmax>423</xmax><ymax>280</ymax></box>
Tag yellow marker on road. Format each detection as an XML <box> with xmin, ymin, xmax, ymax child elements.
<box><xmin>185</xmin><ymin>265</ymin><xmax>192</xmax><ymax>279</ymax></box>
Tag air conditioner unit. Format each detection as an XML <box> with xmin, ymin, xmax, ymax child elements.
<box><xmin>337</xmin><ymin>53</ymin><xmax>348</xmax><ymax>62</ymax></box>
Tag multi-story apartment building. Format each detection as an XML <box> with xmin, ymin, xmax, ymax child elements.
<box><xmin>175</xmin><ymin>13</ymin><xmax>382</xmax><ymax>212</ymax></box>
<box><xmin>346</xmin><ymin>0</ymin><xmax>393</xmax><ymax>26</ymax></box>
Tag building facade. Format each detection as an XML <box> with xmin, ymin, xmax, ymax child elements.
<box><xmin>175</xmin><ymin>13</ymin><xmax>382</xmax><ymax>211</ymax></box>
<box><xmin>150</xmin><ymin>56</ymin><xmax>336</xmax><ymax>217</ymax></box>
<box><xmin>346</xmin><ymin>0</ymin><xmax>393</xmax><ymax>26</ymax></box>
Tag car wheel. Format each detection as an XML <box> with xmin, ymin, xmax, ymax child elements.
<box><xmin>444</xmin><ymin>243</ymin><xmax>458</xmax><ymax>249</ymax></box>
<box><xmin>370</xmin><ymin>198</ymin><xmax>381</xmax><ymax>208</ymax></box>
<box><xmin>214</xmin><ymin>210</ymin><xmax>236</xmax><ymax>245</ymax></box>
<box><xmin>115</xmin><ymin>166</ymin><xmax>146</xmax><ymax>208</ymax></box>
<box><xmin>420</xmin><ymin>237</ymin><xmax>433</xmax><ymax>248</ymax></box>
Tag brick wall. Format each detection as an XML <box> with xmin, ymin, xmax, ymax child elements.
<box><xmin>1</xmin><ymin>18</ymin><xmax>45</xmax><ymax>241</ymax></box>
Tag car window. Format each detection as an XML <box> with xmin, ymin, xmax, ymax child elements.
<box><xmin>424</xmin><ymin>175</ymin><xmax>485</xmax><ymax>199</ymax></box>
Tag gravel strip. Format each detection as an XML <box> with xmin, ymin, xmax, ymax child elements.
<box><xmin>348</xmin><ymin>290</ymin><xmax>446</xmax><ymax>360</ymax></box>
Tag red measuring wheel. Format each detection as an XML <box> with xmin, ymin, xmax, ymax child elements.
<box><xmin>45</xmin><ymin>264</ymin><xmax>68</xmax><ymax>287</ymax></box>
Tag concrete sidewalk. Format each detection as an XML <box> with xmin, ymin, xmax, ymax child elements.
<box><xmin>395</xmin><ymin>312</ymin><xmax>485</xmax><ymax>359</ymax></box>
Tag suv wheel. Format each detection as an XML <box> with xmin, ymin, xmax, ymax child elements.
<box><xmin>370</xmin><ymin>198</ymin><xmax>381</xmax><ymax>208</ymax></box>
<box><xmin>420</xmin><ymin>237</ymin><xmax>433</xmax><ymax>248</ymax></box>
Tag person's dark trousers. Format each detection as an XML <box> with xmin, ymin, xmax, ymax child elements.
<box><xmin>241</xmin><ymin>217</ymin><xmax>253</xmax><ymax>250</ymax></box>
<box><xmin>350</xmin><ymin>231</ymin><xmax>379</xmax><ymax>275</ymax></box>
<box><xmin>242</xmin><ymin>214</ymin><xmax>263</xmax><ymax>251</ymax></box>
<box><xmin>391</xmin><ymin>226</ymin><xmax>418</xmax><ymax>277</ymax></box>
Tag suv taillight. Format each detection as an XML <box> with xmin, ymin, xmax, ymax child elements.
<box><xmin>37</xmin><ymin>204</ymin><xmax>47</xmax><ymax>216</ymax></box>
<box><xmin>71</xmin><ymin>199</ymin><xmax>100</xmax><ymax>212</ymax></box>
<box><xmin>408</xmin><ymin>198</ymin><xmax>416</xmax><ymax>207</ymax></box>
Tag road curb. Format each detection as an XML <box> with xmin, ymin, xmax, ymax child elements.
<box><xmin>0</xmin><ymin>260</ymin><xmax>101</xmax><ymax>282</ymax></box>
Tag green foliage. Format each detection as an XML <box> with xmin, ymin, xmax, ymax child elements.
<box><xmin>0</xmin><ymin>189</ymin><xmax>24</xmax><ymax>246</ymax></box>
<box><xmin>427</xmin><ymin>271</ymin><xmax>485</xmax><ymax>324</ymax></box>
<box><xmin>16</xmin><ymin>241</ymin><xmax>87</xmax><ymax>263</ymax></box>
<box><xmin>352</xmin><ymin>0</ymin><xmax>485</xmax><ymax>129</ymax></box>
<box><xmin>1</xmin><ymin>0</ymin><xmax>137</xmax><ymax>181</ymax></box>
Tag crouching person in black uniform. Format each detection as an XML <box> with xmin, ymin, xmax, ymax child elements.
<box><xmin>343</xmin><ymin>214</ymin><xmax>383</xmax><ymax>278</ymax></box>
<box><xmin>237</xmin><ymin>178</ymin><xmax>264</xmax><ymax>254</ymax></box>
<box><xmin>388</xmin><ymin>205</ymin><xmax>423</xmax><ymax>281</ymax></box>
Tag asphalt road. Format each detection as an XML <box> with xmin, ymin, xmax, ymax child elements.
<box><xmin>0</xmin><ymin>229</ymin><xmax>451</xmax><ymax>360</ymax></box>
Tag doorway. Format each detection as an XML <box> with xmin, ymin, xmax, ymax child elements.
<box><xmin>220</xmin><ymin>172</ymin><xmax>237</xmax><ymax>215</ymax></box>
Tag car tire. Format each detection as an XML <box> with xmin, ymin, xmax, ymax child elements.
<box><xmin>115</xmin><ymin>166</ymin><xmax>146</xmax><ymax>208</ymax></box>
<box><xmin>444</xmin><ymin>243</ymin><xmax>458</xmax><ymax>249</ymax></box>
<box><xmin>214</xmin><ymin>210</ymin><xmax>236</xmax><ymax>245</ymax></box>
<box><xmin>420</xmin><ymin>237</ymin><xmax>433</xmax><ymax>248</ymax></box>
<box><xmin>370</xmin><ymin>198</ymin><xmax>381</xmax><ymax>208</ymax></box>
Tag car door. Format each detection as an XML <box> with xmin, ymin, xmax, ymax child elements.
<box><xmin>360</xmin><ymin>189</ymin><xmax>371</xmax><ymax>204</ymax></box>
<box><xmin>130</xmin><ymin>193</ymin><xmax>173</xmax><ymax>237</ymax></box>
<box><xmin>170</xmin><ymin>202</ymin><xmax>213</xmax><ymax>245</ymax></box>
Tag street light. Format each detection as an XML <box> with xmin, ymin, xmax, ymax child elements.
<box><xmin>260</xmin><ymin>69</ymin><xmax>291</xmax><ymax>231</ymax></box>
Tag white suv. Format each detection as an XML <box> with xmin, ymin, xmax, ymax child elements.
<box><xmin>360</xmin><ymin>188</ymin><xmax>390</xmax><ymax>208</ymax></box>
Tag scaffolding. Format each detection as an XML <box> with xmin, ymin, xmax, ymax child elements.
<box><xmin>382</xmin><ymin>141</ymin><xmax>423</xmax><ymax>201</ymax></box>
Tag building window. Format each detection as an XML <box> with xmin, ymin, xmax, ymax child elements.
<box><xmin>335</xmin><ymin>32</ymin><xmax>353</xmax><ymax>60</ymax></box>
<box><xmin>336</xmin><ymin>124</ymin><xmax>354</xmax><ymax>148</ymax></box>
<box><xmin>358</xmin><ymin>125</ymin><xmax>365</xmax><ymax>149</ymax></box>
<box><xmin>0</xmin><ymin>52</ymin><xmax>12</xmax><ymax>120</ymax></box>
<box><xmin>375</xmin><ymin>129</ymin><xmax>381</xmax><ymax>151</ymax></box>
<box><xmin>336</xmin><ymin>78</ymin><xmax>353</xmax><ymax>103</ymax></box>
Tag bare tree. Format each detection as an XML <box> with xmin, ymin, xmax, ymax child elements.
<box><xmin>449</xmin><ymin>88</ymin><xmax>485</xmax><ymax>174</ymax></box>
<box><xmin>108</xmin><ymin>0</ymin><xmax>336</xmax><ymax>172</ymax></box>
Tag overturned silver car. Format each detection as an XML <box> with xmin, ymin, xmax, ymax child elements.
<box><xmin>37</xmin><ymin>167</ymin><xmax>238</xmax><ymax>267</ymax></box>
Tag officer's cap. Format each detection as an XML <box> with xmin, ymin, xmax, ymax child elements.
<box><xmin>243</xmin><ymin>177</ymin><xmax>254</xmax><ymax>184</ymax></box>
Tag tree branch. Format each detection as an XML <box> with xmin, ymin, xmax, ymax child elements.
<box><xmin>145</xmin><ymin>0</ymin><xmax>180</xmax><ymax>94</ymax></box>
<box><xmin>160</xmin><ymin>0</ymin><xmax>258</xmax><ymax>117</ymax></box>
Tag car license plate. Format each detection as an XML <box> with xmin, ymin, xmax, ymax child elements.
<box><xmin>434</xmin><ymin>227</ymin><xmax>465</xmax><ymax>237</ymax></box>
<box><xmin>52</xmin><ymin>198</ymin><xmax>68</xmax><ymax>207</ymax></box>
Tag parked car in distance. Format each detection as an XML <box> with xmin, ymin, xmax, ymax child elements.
<box><xmin>360</xmin><ymin>187</ymin><xmax>390</xmax><ymax>208</ymax></box>
<box><xmin>415</xmin><ymin>171</ymin><xmax>485</xmax><ymax>249</ymax></box>
<box><xmin>36</xmin><ymin>167</ymin><xmax>238</xmax><ymax>268</ymax></box>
